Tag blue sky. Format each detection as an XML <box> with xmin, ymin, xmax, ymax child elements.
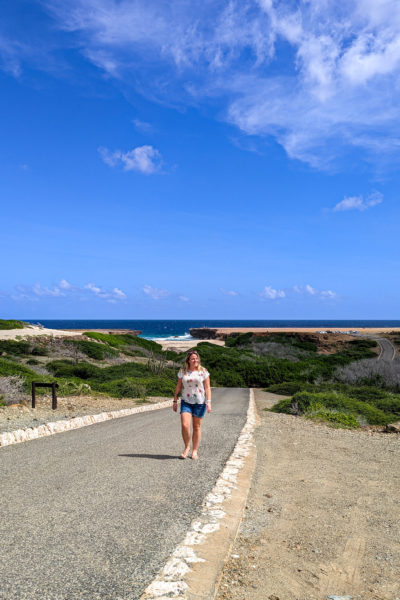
<box><xmin>1</xmin><ymin>0</ymin><xmax>400</xmax><ymax>319</ymax></box>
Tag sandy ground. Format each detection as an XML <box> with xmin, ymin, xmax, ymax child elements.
<box><xmin>159</xmin><ymin>339</ymin><xmax>225</xmax><ymax>352</ymax></box>
<box><xmin>216</xmin><ymin>390</ymin><xmax>400</xmax><ymax>600</ymax></box>
<box><xmin>0</xmin><ymin>326</ymin><xmax>83</xmax><ymax>340</ymax></box>
<box><xmin>0</xmin><ymin>326</ymin><xmax>223</xmax><ymax>352</ymax></box>
<box><xmin>207</xmin><ymin>327</ymin><xmax>400</xmax><ymax>335</ymax></box>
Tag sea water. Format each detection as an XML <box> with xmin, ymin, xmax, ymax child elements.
<box><xmin>25</xmin><ymin>319</ymin><xmax>400</xmax><ymax>340</ymax></box>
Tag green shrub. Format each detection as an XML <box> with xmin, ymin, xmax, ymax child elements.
<box><xmin>0</xmin><ymin>340</ymin><xmax>48</xmax><ymax>356</ymax></box>
<box><xmin>47</xmin><ymin>360</ymin><xmax>99</xmax><ymax>380</ymax></box>
<box><xmin>290</xmin><ymin>391</ymin><xmax>394</xmax><ymax>425</ymax></box>
<box><xmin>0</xmin><ymin>358</ymin><xmax>38</xmax><ymax>381</ymax></box>
<box><xmin>47</xmin><ymin>358</ymin><xmax>176</xmax><ymax>398</ymax></box>
<box><xmin>269</xmin><ymin>398</ymin><xmax>293</xmax><ymax>413</ymax></box>
<box><xmin>306</xmin><ymin>408</ymin><xmax>360</xmax><ymax>429</ymax></box>
<box><xmin>0</xmin><ymin>319</ymin><xmax>27</xmax><ymax>330</ymax></box>
<box><xmin>265</xmin><ymin>381</ymin><xmax>315</xmax><ymax>395</ymax></box>
<box><xmin>225</xmin><ymin>332</ymin><xmax>254</xmax><ymax>347</ymax></box>
<box><xmin>67</xmin><ymin>340</ymin><xmax>119</xmax><ymax>360</ymax></box>
<box><xmin>0</xmin><ymin>359</ymin><xmax>54</xmax><ymax>394</ymax></box>
<box><xmin>26</xmin><ymin>358</ymin><xmax>40</xmax><ymax>365</ymax></box>
<box><xmin>83</xmin><ymin>332</ymin><xmax>162</xmax><ymax>354</ymax></box>
<box><xmin>263</xmin><ymin>334</ymin><xmax>318</xmax><ymax>353</ymax></box>
<box><xmin>96</xmin><ymin>376</ymin><xmax>175</xmax><ymax>398</ymax></box>
<box><xmin>0</xmin><ymin>340</ymin><xmax>31</xmax><ymax>356</ymax></box>
<box><xmin>57</xmin><ymin>379</ymin><xmax>92</xmax><ymax>396</ymax></box>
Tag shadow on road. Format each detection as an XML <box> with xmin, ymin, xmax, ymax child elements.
<box><xmin>118</xmin><ymin>453</ymin><xmax>180</xmax><ymax>460</ymax></box>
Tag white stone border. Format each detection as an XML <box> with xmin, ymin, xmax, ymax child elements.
<box><xmin>140</xmin><ymin>389</ymin><xmax>256</xmax><ymax>600</ymax></box>
<box><xmin>0</xmin><ymin>400</ymin><xmax>173</xmax><ymax>448</ymax></box>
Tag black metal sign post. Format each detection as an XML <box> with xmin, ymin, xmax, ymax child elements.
<box><xmin>31</xmin><ymin>382</ymin><xmax>59</xmax><ymax>410</ymax></box>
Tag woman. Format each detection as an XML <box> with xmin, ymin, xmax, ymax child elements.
<box><xmin>173</xmin><ymin>350</ymin><xmax>211</xmax><ymax>459</ymax></box>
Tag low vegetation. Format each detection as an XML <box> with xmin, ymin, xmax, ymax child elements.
<box><xmin>1</xmin><ymin>328</ymin><xmax>398</xmax><ymax>430</ymax></box>
<box><xmin>270</xmin><ymin>388</ymin><xmax>399</xmax><ymax>427</ymax></box>
<box><xmin>0</xmin><ymin>319</ymin><xmax>27</xmax><ymax>330</ymax></box>
<box><xmin>0</xmin><ymin>332</ymin><xmax>181</xmax><ymax>404</ymax></box>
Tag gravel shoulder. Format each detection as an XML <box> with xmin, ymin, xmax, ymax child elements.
<box><xmin>0</xmin><ymin>395</ymin><xmax>168</xmax><ymax>434</ymax></box>
<box><xmin>216</xmin><ymin>390</ymin><xmax>400</xmax><ymax>600</ymax></box>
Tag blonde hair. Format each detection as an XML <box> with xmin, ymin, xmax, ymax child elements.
<box><xmin>183</xmin><ymin>350</ymin><xmax>203</xmax><ymax>374</ymax></box>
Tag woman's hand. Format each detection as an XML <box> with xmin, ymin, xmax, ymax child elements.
<box><xmin>173</xmin><ymin>400</ymin><xmax>178</xmax><ymax>412</ymax></box>
<box><xmin>206</xmin><ymin>402</ymin><xmax>211</xmax><ymax>413</ymax></box>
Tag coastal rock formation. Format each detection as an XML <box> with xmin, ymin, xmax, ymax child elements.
<box><xmin>190</xmin><ymin>328</ymin><xmax>219</xmax><ymax>339</ymax></box>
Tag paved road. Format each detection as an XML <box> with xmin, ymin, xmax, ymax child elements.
<box><xmin>374</xmin><ymin>337</ymin><xmax>396</xmax><ymax>361</ymax></box>
<box><xmin>360</xmin><ymin>334</ymin><xmax>397</xmax><ymax>362</ymax></box>
<box><xmin>0</xmin><ymin>388</ymin><xmax>249</xmax><ymax>600</ymax></box>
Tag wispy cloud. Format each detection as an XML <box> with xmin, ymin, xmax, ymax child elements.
<box><xmin>0</xmin><ymin>34</ymin><xmax>24</xmax><ymax>77</ymax></box>
<box><xmin>294</xmin><ymin>284</ymin><xmax>337</xmax><ymax>300</ymax></box>
<box><xmin>99</xmin><ymin>145</ymin><xmax>162</xmax><ymax>174</ymax></box>
<box><xmin>9</xmin><ymin>280</ymin><xmax>127</xmax><ymax>303</ymax></box>
<box><xmin>220</xmin><ymin>288</ymin><xmax>239</xmax><ymax>296</ymax></box>
<box><xmin>32</xmin><ymin>283</ymin><xmax>66</xmax><ymax>297</ymax></box>
<box><xmin>39</xmin><ymin>0</ymin><xmax>400</xmax><ymax>168</ymax></box>
<box><xmin>260</xmin><ymin>285</ymin><xmax>285</xmax><ymax>300</ymax></box>
<box><xmin>333</xmin><ymin>191</ymin><xmax>383</xmax><ymax>212</ymax></box>
<box><xmin>179</xmin><ymin>295</ymin><xmax>189</xmax><ymax>302</ymax></box>
<box><xmin>132</xmin><ymin>119</ymin><xmax>154</xmax><ymax>134</ymax></box>
<box><xmin>143</xmin><ymin>285</ymin><xmax>169</xmax><ymax>300</ymax></box>
<box><xmin>84</xmin><ymin>282</ymin><xmax>127</xmax><ymax>301</ymax></box>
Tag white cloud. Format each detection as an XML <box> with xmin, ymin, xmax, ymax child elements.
<box><xmin>32</xmin><ymin>283</ymin><xmax>65</xmax><ymax>297</ymax></box>
<box><xmin>9</xmin><ymin>280</ymin><xmax>127</xmax><ymax>303</ymax></box>
<box><xmin>260</xmin><ymin>285</ymin><xmax>285</xmax><ymax>300</ymax></box>
<box><xmin>59</xmin><ymin>278</ymin><xmax>73</xmax><ymax>289</ymax></box>
<box><xmin>132</xmin><ymin>119</ymin><xmax>153</xmax><ymax>133</ymax></box>
<box><xmin>0</xmin><ymin>34</ymin><xmax>24</xmax><ymax>77</ymax></box>
<box><xmin>85</xmin><ymin>282</ymin><xmax>127</xmax><ymax>300</ymax></box>
<box><xmin>333</xmin><ymin>191</ymin><xmax>383</xmax><ymax>212</ymax></box>
<box><xmin>113</xmin><ymin>287</ymin><xmax>127</xmax><ymax>299</ymax></box>
<box><xmin>305</xmin><ymin>284</ymin><xmax>317</xmax><ymax>296</ymax></box>
<box><xmin>320</xmin><ymin>290</ymin><xmax>337</xmax><ymax>300</ymax></box>
<box><xmin>294</xmin><ymin>284</ymin><xmax>337</xmax><ymax>300</ymax></box>
<box><xmin>99</xmin><ymin>145</ymin><xmax>162</xmax><ymax>174</ymax></box>
<box><xmin>143</xmin><ymin>284</ymin><xmax>169</xmax><ymax>300</ymax></box>
<box><xmin>38</xmin><ymin>0</ymin><xmax>400</xmax><ymax>168</ymax></box>
<box><xmin>220</xmin><ymin>288</ymin><xmax>239</xmax><ymax>296</ymax></box>
<box><xmin>179</xmin><ymin>295</ymin><xmax>189</xmax><ymax>302</ymax></box>
<box><xmin>84</xmin><ymin>282</ymin><xmax>102</xmax><ymax>294</ymax></box>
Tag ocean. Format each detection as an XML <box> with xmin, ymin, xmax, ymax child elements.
<box><xmin>25</xmin><ymin>320</ymin><xmax>400</xmax><ymax>340</ymax></box>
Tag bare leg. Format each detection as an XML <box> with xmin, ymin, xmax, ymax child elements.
<box><xmin>191</xmin><ymin>416</ymin><xmax>202</xmax><ymax>459</ymax></box>
<box><xmin>180</xmin><ymin>412</ymin><xmax>192</xmax><ymax>458</ymax></box>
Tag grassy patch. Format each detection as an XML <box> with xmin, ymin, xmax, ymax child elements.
<box><xmin>66</xmin><ymin>340</ymin><xmax>119</xmax><ymax>360</ymax></box>
<box><xmin>46</xmin><ymin>359</ymin><xmax>176</xmax><ymax>398</ymax></box>
<box><xmin>0</xmin><ymin>340</ymin><xmax>48</xmax><ymax>357</ymax></box>
<box><xmin>83</xmin><ymin>332</ymin><xmax>162</xmax><ymax>354</ymax></box>
<box><xmin>0</xmin><ymin>319</ymin><xmax>27</xmax><ymax>330</ymax></box>
<box><xmin>271</xmin><ymin>390</ymin><xmax>396</xmax><ymax>426</ymax></box>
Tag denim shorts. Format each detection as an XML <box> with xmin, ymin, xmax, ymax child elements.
<box><xmin>180</xmin><ymin>400</ymin><xmax>207</xmax><ymax>418</ymax></box>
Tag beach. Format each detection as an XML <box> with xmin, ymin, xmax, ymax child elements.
<box><xmin>0</xmin><ymin>325</ymin><xmax>84</xmax><ymax>340</ymax></box>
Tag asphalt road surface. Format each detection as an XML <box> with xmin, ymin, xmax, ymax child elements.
<box><xmin>374</xmin><ymin>336</ymin><xmax>396</xmax><ymax>361</ymax></box>
<box><xmin>0</xmin><ymin>388</ymin><xmax>249</xmax><ymax>600</ymax></box>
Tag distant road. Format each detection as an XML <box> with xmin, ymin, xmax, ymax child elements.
<box><xmin>363</xmin><ymin>335</ymin><xmax>397</xmax><ymax>362</ymax></box>
<box><xmin>1</xmin><ymin>389</ymin><xmax>249</xmax><ymax>600</ymax></box>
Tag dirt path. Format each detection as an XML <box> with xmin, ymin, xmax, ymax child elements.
<box><xmin>216</xmin><ymin>390</ymin><xmax>400</xmax><ymax>600</ymax></box>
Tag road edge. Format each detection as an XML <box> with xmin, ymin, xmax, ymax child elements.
<box><xmin>140</xmin><ymin>388</ymin><xmax>259</xmax><ymax>600</ymax></box>
<box><xmin>0</xmin><ymin>400</ymin><xmax>173</xmax><ymax>448</ymax></box>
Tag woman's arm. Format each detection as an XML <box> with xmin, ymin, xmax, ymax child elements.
<box><xmin>204</xmin><ymin>376</ymin><xmax>211</xmax><ymax>412</ymax></box>
<box><xmin>173</xmin><ymin>378</ymin><xmax>182</xmax><ymax>412</ymax></box>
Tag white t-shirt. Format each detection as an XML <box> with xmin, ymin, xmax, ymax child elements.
<box><xmin>178</xmin><ymin>368</ymin><xmax>210</xmax><ymax>405</ymax></box>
